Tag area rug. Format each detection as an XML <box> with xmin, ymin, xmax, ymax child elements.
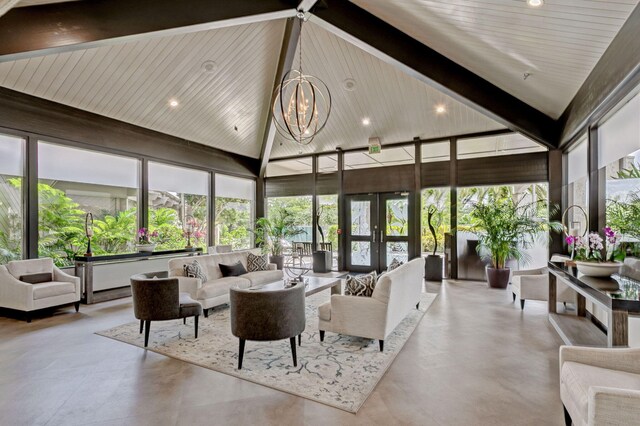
<box><xmin>97</xmin><ymin>291</ymin><xmax>437</xmax><ymax>413</ymax></box>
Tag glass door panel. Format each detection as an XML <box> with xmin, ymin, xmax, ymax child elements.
<box><xmin>380</xmin><ymin>193</ymin><xmax>410</xmax><ymax>270</ymax></box>
<box><xmin>346</xmin><ymin>194</ymin><xmax>379</xmax><ymax>272</ymax></box>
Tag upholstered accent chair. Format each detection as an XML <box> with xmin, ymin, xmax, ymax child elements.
<box><xmin>560</xmin><ymin>345</ymin><xmax>640</xmax><ymax>426</ymax></box>
<box><xmin>318</xmin><ymin>257</ymin><xmax>424</xmax><ymax>352</ymax></box>
<box><xmin>0</xmin><ymin>258</ymin><xmax>81</xmax><ymax>322</ymax></box>
<box><xmin>229</xmin><ymin>282</ymin><xmax>305</xmax><ymax>369</ymax></box>
<box><xmin>130</xmin><ymin>272</ymin><xmax>203</xmax><ymax>347</ymax></box>
<box><xmin>511</xmin><ymin>267</ymin><xmax>576</xmax><ymax>310</ymax></box>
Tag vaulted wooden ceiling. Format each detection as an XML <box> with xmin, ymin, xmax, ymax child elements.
<box><xmin>0</xmin><ymin>0</ymin><xmax>638</xmax><ymax>163</ymax></box>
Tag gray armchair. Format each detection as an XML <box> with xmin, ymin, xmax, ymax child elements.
<box><xmin>230</xmin><ymin>282</ymin><xmax>305</xmax><ymax>369</ymax></box>
<box><xmin>130</xmin><ymin>272</ymin><xmax>203</xmax><ymax>347</ymax></box>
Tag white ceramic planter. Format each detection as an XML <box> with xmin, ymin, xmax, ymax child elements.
<box><xmin>575</xmin><ymin>261</ymin><xmax>621</xmax><ymax>278</ymax></box>
<box><xmin>135</xmin><ymin>243</ymin><xmax>157</xmax><ymax>253</ymax></box>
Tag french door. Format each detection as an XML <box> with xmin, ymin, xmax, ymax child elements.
<box><xmin>346</xmin><ymin>193</ymin><xmax>410</xmax><ymax>273</ymax></box>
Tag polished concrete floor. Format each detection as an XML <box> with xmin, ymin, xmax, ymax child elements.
<box><xmin>0</xmin><ymin>280</ymin><xmax>566</xmax><ymax>425</ymax></box>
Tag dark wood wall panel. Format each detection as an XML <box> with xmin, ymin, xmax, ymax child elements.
<box><xmin>457</xmin><ymin>152</ymin><xmax>548</xmax><ymax>187</ymax></box>
<box><xmin>343</xmin><ymin>164</ymin><xmax>414</xmax><ymax>194</ymax></box>
<box><xmin>0</xmin><ymin>88</ymin><xmax>258</xmax><ymax>177</ymax></box>
<box><xmin>265</xmin><ymin>174</ymin><xmax>314</xmax><ymax>197</ymax></box>
<box><xmin>316</xmin><ymin>172</ymin><xmax>339</xmax><ymax>195</ymax></box>
<box><xmin>420</xmin><ymin>161</ymin><xmax>450</xmax><ymax>188</ymax></box>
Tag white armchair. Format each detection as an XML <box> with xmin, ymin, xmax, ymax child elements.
<box><xmin>318</xmin><ymin>257</ymin><xmax>424</xmax><ymax>351</ymax></box>
<box><xmin>511</xmin><ymin>267</ymin><xmax>576</xmax><ymax>310</ymax></box>
<box><xmin>559</xmin><ymin>346</ymin><xmax>640</xmax><ymax>425</ymax></box>
<box><xmin>0</xmin><ymin>258</ymin><xmax>81</xmax><ymax>322</ymax></box>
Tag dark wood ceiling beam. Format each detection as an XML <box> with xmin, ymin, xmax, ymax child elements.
<box><xmin>558</xmin><ymin>3</ymin><xmax>640</xmax><ymax>147</ymax></box>
<box><xmin>258</xmin><ymin>17</ymin><xmax>302</xmax><ymax>178</ymax></box>
<box><xmin>0</xmin><ymin>0</ymin><xmax>298</xmax><ymax>62</ymax></box>
<box><xmin>311</xmin><ymin>0</ymin><xmax>559</xmax><ymax>149</ymax></box>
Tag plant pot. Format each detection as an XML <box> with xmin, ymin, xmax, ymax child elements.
<box><xmin>575</xmin><ymin>261</ymin><xmax>621</xmax><ymax>278</ymax></box>
<box><xmin>270</xmin><ymin>255</ymin><xmax>284</xmax><ymax>270</ymax></box>
<box><xmin>135</xmin><ymin>243</ymin><xmax>156</xmax><ymax>253</ymax></box>
<box><xmin>312</xmin><ymin>250</ymin><xmax>332</xmax><ymax>273</ymax></box>
<box><xmin>425</xmin><ymin>255</ymin><xmax>443</xmax><ymax>281</ymax></box>
<box><xmin>486</xmin><ymin>267</ymin><xmax>510</xmax><ymax>289</ymax></box>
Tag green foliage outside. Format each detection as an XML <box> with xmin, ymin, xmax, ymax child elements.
<box><xmin>216</xmin><ymin>197</ymin><xmax>251</xmax><ymax>250</ymax></box>
<box><xmin>421</xmin><ymin>189</ymin><xmax>450</xmax><ymax>254</ymax></box>
<box><xmin>606</xmin><ymin>164</ymin><xmax>640</xmax><ymax>257</ymax></box>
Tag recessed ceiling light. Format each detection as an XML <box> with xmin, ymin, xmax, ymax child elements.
<box><xmin>526</xmin><ymin>0</ymin><xmax>544</xmax><ymax>7</ymax></box>
<box><xmin>343</xmin><ymin>78</ymin><xmax>357</xmax><ymax>91</ymax></box>
<box><xmin>362</xmin><ymin>117</ymin><xmax>371</xmax><ymax>126</ymax></box>
<box><xmin>201</xmin><ymin>60</ymin><xmax>218</xmax><ymax>74</ymax></box>
<box><xmin>169</xmin><ymin>99</ymin><xmax>179</xmax><ymax>108</ymax></box>
<box><xmin>435</xmin><ymin>105</ymin><xmax>446</xmax><ymax>114</ymax></box>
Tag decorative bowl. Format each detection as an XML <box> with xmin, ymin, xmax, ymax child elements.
<box><xmin>575</xmin><ymin>261</ymin><xmax>621</xmax><ymax>278</ymax></box>
<box><xmin>135</xmin><ymin>243</ymin><xmax>157</xmax><ymax>253</ymax></box>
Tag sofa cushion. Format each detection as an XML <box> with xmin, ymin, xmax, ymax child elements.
<box><xmin>183</xmin><ymin>260</ymin><xmax>207</xmax><ymax>282</ymax></box>
<box><xmin>32</xmin><ymin>281</ymin><xmax>76</xmax><ymax>300</ymax></box>
<box><xmin>196</xmin><ymin>277</ymin><xmax>250</xmax><ymax>300</ymax></box>
<box><xmin>179</xmin><ymin>292</ymin><xmax>203</xmax><ymax>317</ymax></box>
<box><xmin>318</xmin><ymin>301</ymin><xmax>331</xmax><ymax>321</ymax></box>
<box><xmin>345</xmin><ymin>272</ymin><xmax>377</xmax><ymax>297</ymax></box>
<box><xmin>247</xmin><ymin>252</ymin><xmax>268</xmax><ymax>272</ymax></box>
<box><xmin>561</xmin><ymin>361</ymin><xmax>640</xmax><ymax>423</ymax></box>
<box><xmin>242</xmin><ymin>270</ymin><xmax>284</xmax><ymax>286</ymax></box>
<box><xmin>220</xmin><ymin>261</ymin><xmax>247</xmax><ymax>277</ymax></box>
<box><xmin>7</xmin><ymin>258</ymin><xmax>54</xmax><ymax>279</ymax></box>
<box><xmin>20</xmin><ymin>272</ymin><xmax>53</xmax><ymax>284</ymax></box>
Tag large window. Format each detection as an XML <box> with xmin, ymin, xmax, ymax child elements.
<box><xmin>148</xmin><ymin>162</ymin><xmax>209</xmax><ymax>251</ymax></box>
<box><xmin>267</xmin><ymin>196</ymin><xmax>313</xmax><ymax>245</ymax></box>
<box><xmin>318</xmin><ymin>194</ymin><xmax>338</xmax><ymax>270</ymax></box>
<box><xmin>38</xmin><ymin>142</ymin><xmax>140</xmax><ymax>266</ymax></box>
<box><xmin>457</xmin><ymin>183</ymin><xmax>550</xmax><ymax>278</ymax></box>
<box><xmin>0</xmin><ymin>134</ymin><xmax>25</xmax><ymax>263</ymax></box>
<box><xmin>600</xmin><ymin>92</ymin><xmax>640</xmax><ymax>255</ymax></box>
<box><xmin>421</xmin><ymin>188</ymin><xmax>450</xmax><ymax>256</ymax></box>
<box><xmin>215</xmin><ymin>174</ymin><xmax>255</xmax><ymax>250</ymax></box>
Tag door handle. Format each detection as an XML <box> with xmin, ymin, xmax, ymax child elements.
<box><xmin>372</xmin><ymin>231</ymin><xmax>376</xmax><ymax>243</ymax></box>
<box><xmin>380</xmin><ymin>230</ymin><xmax>384</xmax><ymax>243</ymax></box>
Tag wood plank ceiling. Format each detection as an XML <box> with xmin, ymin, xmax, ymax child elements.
<box><xmin>0</xmin><ymin>20</ymin><xmax>286</xmax><ymax>158</ymax></box>
<box><xmin>270</xmin><ymin>20</ymin><xmax>504</xmax><ymax>158</ymax></box>
<box><xmin>351</xmin><ymin>0</ymin><xmax>640</xmax><ymax>119</ymax></box>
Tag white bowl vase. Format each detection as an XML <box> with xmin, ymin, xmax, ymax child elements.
<box><xmin>575</xmin><ymin>261</ymin><xmax>621</xmax><ymax>278</ymax></box>
<box><xmin>135</xmin><ymin>243</ymin><xmax>157</xmax><ymax>253</ymax></box>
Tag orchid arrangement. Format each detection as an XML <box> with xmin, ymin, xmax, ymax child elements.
<box><xmin>568</xmin><ymin>227</ymin><xmax>623</xmax><ymax>262</ymax></box>
<box><xmin>137</xmin><ymin>227</ymin><xmax>158</xmax><ymax>244</ymax></box>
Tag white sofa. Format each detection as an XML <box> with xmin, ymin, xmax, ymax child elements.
<box><xmin>560</xmin><ymin>346</ymin><xmax>640</xmax><ymax>426</ymax></box>
<box><xmin>0</xmin><ymin>258</ymin><xmax>81</xmax><ymax>322</ymax></box>
<box><xmin>511</xmin><ymin>267</ymin><xmax>576</xmax><ymax>310</ymax></box>
<box><xmin>318</xmin><ymin>257</ymin><xmax>425</xmax><ymax>351</ymax></box>
<box><xmin>168</xmin><ymin>249</ymin><xmax>283</xmax><ymax>315</ymax></box>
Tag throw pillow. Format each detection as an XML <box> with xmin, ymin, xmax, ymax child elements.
<box><xmin>183</xmin><ymin>260</ymin><xmax>207</xmax><ymax>282</ymax></box>
<box><xmin>247</xmin><ymin>252</ymin><xmax>268</xmax><ymax>272</ymax></box>
<box><xmin>219</xmin><ymin>261</ymin><xmax>247</xmax><ymax>277</ymax></box>
<box><xmin>19</xmin><ymin>272</ymin><xmax>53</xmax><ymax>284</ymax></box>
<box><xmin>387</xmin><ymin>258</ymin><xmax>404</xmax><ymax>272</ymax></box>
<box><xmin>344</xmin><ymin>271</ymin><xmax>377</xmax><ymax>297</ymax></box>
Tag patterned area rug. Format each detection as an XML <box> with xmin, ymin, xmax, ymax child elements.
<box><xmin>97</xmin><ymin>291</ymin><xmax>437</xmax><ymax>413</ymax></box>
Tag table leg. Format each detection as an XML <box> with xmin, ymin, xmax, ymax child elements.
<box><xmin>85</xmin><ymin>263</ymin><xmax>94</xmax><ymax>305</ymax></box>
<box><xmin>576</xmin><ymin>294</ymin><xmax>586</xmax><ymax>317</ymax></box>
<box><xmin>548</xmin><ymin>272</ymin><xmax>557</xmax><ymax>313</ymax></box>
<box><xmin>331</xmin><ymin>281</ymin><xmax>342</xmax><ymax>295</ymax></box>
<box><xmin>608</xmin><ymin>309</ymin><xmax>628</xmax><ymax>347</ymax></box>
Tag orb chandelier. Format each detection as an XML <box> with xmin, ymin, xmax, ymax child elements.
<box><xmin>272</xmin><ymin>12</ymin><xmax>331</xmax><ymax>146</ymax></box>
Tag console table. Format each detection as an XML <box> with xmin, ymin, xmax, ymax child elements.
<box><xmin>75</xmin><ymin>248</ymin><xmax>202</xmax><ymax>304</ymax></box>
<box><xmin>548</xmin><ymin>261</ymin><xmax>640</xmax><ymax>347</ymax></box>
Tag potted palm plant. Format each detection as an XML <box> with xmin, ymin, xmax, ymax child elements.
<box><xmin>470</xmin><ymin>193</ymin><xmax>560</xmax><ymax>288</ymax></box>
<box><xmin>253</xmin><ymin>209</ymin><xmax>304</xmax><ymax>270</ymax></box>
